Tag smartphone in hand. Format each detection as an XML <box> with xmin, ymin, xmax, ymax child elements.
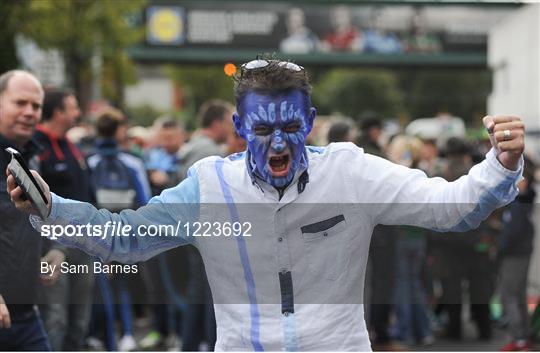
<box><xmin>5</xmin><ymin>147</ymin><xmax>49</xmax><ymax>219</ymax></box>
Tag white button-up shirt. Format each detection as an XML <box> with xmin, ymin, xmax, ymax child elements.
<box><xmin>34</xmin><ymin>143</ymin><xmax>522</xmax><ymax>351</ymax></box>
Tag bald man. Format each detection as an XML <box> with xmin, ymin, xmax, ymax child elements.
<box><xmin>0</xmin><ymin>70</ymin><xmax>63</xmax><ymax>350</ymax></box>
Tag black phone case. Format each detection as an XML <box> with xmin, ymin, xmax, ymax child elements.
<box><xmin>5</xmin><ymin>147</ymin><xmax>49</xmax><ymax>219</ymax></box>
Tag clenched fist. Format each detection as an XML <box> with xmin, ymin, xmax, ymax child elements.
<box><xmin>483</xmin><ymin>115</ymin><xmax>525</xmax><ymax>171</ymax></box>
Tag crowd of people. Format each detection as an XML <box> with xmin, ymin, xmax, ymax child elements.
<box><xmin>0</xmin><ymin>67</ymin><xmax>538</xmax><ymax>352</ymax></box>
<box><xmin>0</xmin><ymin>70</ymin><xmax>245</xmax><ymax>351</ymax></box>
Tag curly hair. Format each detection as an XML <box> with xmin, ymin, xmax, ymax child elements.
<box><xmin>233</xmin><ymin>56</ymin><xmax>312</xmax><ymax>114</ymax></box>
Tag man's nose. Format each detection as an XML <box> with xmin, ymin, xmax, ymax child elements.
<box><xmin>22</xmin><ymin>104</ymin><xmax>36</xmax><ymax>117</ymax></box>
<box><xmin>271</xmin><ymin>129</ymin><xmax>286</xmax><ymax>152</ymax></box>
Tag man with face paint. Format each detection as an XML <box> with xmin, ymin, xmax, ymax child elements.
<box><xmin>9</xmin><ymin>59</ymin><xmax>526</xmax><ymax>351</ymax></box>
<box><xmin>234</xmin><ymin>89</ymin><xmax>315</xmax><ymax>194</ymax></box>
<box><xmin>229</xmin><ymin>60</ymin><xmax>315</xmax><ymax>196</ymax></box>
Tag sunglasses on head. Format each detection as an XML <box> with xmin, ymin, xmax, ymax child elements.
<box><xmin>240</xmin><ymin>59</ymin><xmax>304</xmax><ymax>72</ymax></box>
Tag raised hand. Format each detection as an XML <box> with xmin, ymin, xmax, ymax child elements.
<box><xmin>483</xmin><ymin>115</ymin><xmax>525</xmax><ymax>171</ymax></box>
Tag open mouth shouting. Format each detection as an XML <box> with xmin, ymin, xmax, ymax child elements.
<box><xmin>268</xmin><ymin>152</ymin><xmax>291</xmax><ymax>177</ymax></box>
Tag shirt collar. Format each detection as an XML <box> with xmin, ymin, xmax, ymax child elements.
<box><xmin>36</xmin><ymin>125</ymin><xmax>64</xmax><ymax>141</ymax></box>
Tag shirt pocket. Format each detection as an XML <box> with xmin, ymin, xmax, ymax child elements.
<box><xmin>300</xmin><ymin>214</ymin><xmax>350</xmax><ymax>281</ymax></box>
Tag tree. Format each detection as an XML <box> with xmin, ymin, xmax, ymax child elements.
<box><xmin>16</xmin><ymin>0</ymin><xmax>145</xmax><ymax>110</ymax></box>
<box><xmin>312</xmin><ymin>69</ymin><xmax>404</xmax><ymax>120</ymax></box>
<box><xmin>398</xmin><ymin>69</ymin><xmax>491</xmax><ymax>124</ymax></box>
<box><xmin>0</xmin><ymin>2</ymin><xmax>28</xmax><ymax>72</ymax></box>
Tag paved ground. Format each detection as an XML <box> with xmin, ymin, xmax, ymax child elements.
<box><xmin>412</xmin><ymin>320</ymin><xmax>539</xmax><ymax>352</ymax></box>
<box><xmin>130</xmin><ymin>320</ymin><xmax>540</xmax><ymax>352</ymax></box>
<box><xmin>88</xmin><ymin>309</ymin><xmax>540</xmax><ymax>351</ymax></box>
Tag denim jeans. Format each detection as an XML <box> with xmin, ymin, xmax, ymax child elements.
<box><xmin>394</xmin><ymin>236</ymin><xmax>431</xmax><ymax>343</ymax></box>
<box><xmin>500</xmin><ymin>256</ymin><xmax>531</xmax><ymax>340</ymax></box>
<box><xmin>0</xmin><ymin>312</ymin><xmax>51</xmax><ymax>351</ymax></box>
<box><xmin>39</xmin><ymin>248</ymin><xmax>94</xmax><ymax>350</ymax></box>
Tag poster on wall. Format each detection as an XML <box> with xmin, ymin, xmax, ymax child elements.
<box><xmin>144</xmin><ymin>1</ymin><xmax>514</xmax><ymax>55</ymax></box>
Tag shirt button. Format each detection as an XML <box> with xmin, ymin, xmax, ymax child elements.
<box><xmin>323</xmin><ymin>232</ymin><xmax>328</xmax><ymax>237</ymax></box>
<box><xmin>278</xmin><ymin>237</ymin><xmax>283</xmax><ymax>242</ymax></box>
<box><xmin>283</xmin><ymin>311</ymin><xmax>289</xmax><ymax>317</ymax></box>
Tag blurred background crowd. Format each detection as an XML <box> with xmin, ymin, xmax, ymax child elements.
<box><xmin>3</xmin><ymin>86</ymin><xmax>539</xmax><ymax>352</ymax></box>
<box><xmin>1</xmin><ymin>0</ymin><xmax>539</xmax><ymax>351</ymax></box>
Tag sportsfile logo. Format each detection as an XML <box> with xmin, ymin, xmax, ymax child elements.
<box><xmin>40</xmin><ymin>221</ymin><xmax>253</xmax><ymax>240</ymax></box>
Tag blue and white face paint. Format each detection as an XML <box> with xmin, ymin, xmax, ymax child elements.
<box><xmin>234</xmin><ymin>90</ymin><xmax>316</xmax><ymax>188</ymax></box>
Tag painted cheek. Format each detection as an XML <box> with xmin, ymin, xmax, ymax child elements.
<box><xmin>246</xmin><ymin>132</ymin><xmax>255</xmax><ymax>142</ymax></box>
<box><xmin>288</xmin><ymin>132</ymin><xmax>299</xmax><ymax>145</ymax></box>
<box><xmin>297</xmin><ymin>116</ymin><xmax>311</xmax><ymax>137</ymax></box>
<box><xmin>250</xmin><ymin>135</ymin><xmax>271</xmax><ymax>167</ymax></box>
<box><xmin>244</xmin><ymin>119</ymin><xmax>257</xmax><ymax>143</ymax></box>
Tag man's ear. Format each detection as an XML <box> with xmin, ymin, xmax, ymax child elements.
<box><xmin>232</xmin><ymin>112</ymin><xmax>245</xmax><ymax>139</ymax></box>
<box><xmin>305</xmin><ymin>107</ymin><xmax>316</xmax><ymax>135</ymax></box>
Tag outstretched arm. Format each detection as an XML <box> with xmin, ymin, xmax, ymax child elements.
<box><xmin>358</xmin><ymin>116</ymin><xmax>524</xmax><ymax>231</ymax></box>
<box><xmin>7</xmin><ymin>169</ymin><xmax>200</xmax><ymax>263</ymax></box>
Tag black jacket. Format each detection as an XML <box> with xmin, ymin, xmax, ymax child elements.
<box><xmin>498</xmin><ymin>187</ymin><xmax>536</xmax><ymax>257</ymax></box>
<box><xmin>0</xmin><ymin>134</ymin><xmax>44</xmax><ymax>312</ymax></box>
<box><xmin>34</xmin><ymin>126</ymin><xmax>93</xmax><ymax>202</ymax></box>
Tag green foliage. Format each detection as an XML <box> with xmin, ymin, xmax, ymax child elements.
<box><xmin>94</xmin><ymin>0</ymin><xmax>145</xmax><ymax>107</ymax></box>
<box><xmin>165</xmin><ymin>65</ymin><xmax>235</xmax><ymax>130</ymax></box>
<box><xmin>125</xmin><ymin>104</ymin><xmax>195</xmax><ymax>134</ymax></box>
<box><xmin>399</xmin><ymin>69</ymin><xmax>491</xmax><ymax>124</ymax></box>
<box><xmin>311</xmin><ymin>68</ymin><xmax>491</xmax><ymax>125</ymax></box>
<box><xmin>16</xmin><ymin>0</ymin><xmax>145</xmax><ymax>108</ymax></box>
<box><xmin>0</xmin><ymin>2</ymin><xmax>29</xmax><ymax>72</ymax></box>
<box><xmin>312</xmin><ymin>69</ymin><xmax>404</xmax><ymax>120</ymax></box>
<box><xmin>125</xmin><ymin>104</ymin><xmax>164</xmax><ymax>127</ymax></box>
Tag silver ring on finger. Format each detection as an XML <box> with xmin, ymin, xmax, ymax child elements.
<box><xmin>503</xmin><ymin>129</ymin><xmax>511</xmax><ymax>141</ymax></box>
